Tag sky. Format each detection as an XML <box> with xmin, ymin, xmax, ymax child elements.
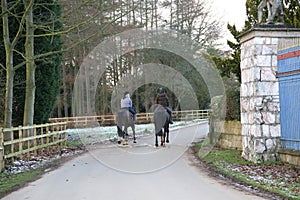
<box><xmin>211</xmin><ymin>0</ymin><xmax>247</xmax><ymax>48</ymax></box>
<box><xmin>212</xmin><ymin>0</ymin><xmax>247</xmax><ymax>30</ymax></box>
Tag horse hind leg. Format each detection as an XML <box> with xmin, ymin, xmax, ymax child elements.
<box><xmin>117</xmin><ymin>126</ymin><xmax>123</xmax><ymax>144</ymax></box>
<box><xmin>155</xmin><ymin>134</ymin><xmax>159</xmax><ymax>147</ymax></box>
<box><xmin>160</xmin><ymin>130</ymin><xmax>165</xmax><ymax>146</ymax></box>
<box><xmin>165</xmin><ymin>123</ymin><xmax>169</xmax><ymax>143</ymax></box>
<box><xmin>132</xmin><ymin>124</ymin><xmax>136</xmax><ymax>143</ymax></box>
<box><xmin>122</xmin><ymin>126</ymin><xmax>128</xmax><ymax>145</ymax></box>
<box><xmin>166</xmin><ymin>131</ymin><xmax>169</xmax><ymax>143</ymax></box>
<box><xmin>161</xmin><ymin>135</ymin><xmax>164</xmax><ymax>146</ymax></box>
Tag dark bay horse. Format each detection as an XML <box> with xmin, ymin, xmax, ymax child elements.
<box><xmin>153</xmin><ymin>105</ymin><xmax>170</xmax><ymax>147</ymax></box>
<box><xmin>117</xmin><ymin>108</ymin><xmax>136</xmax><ymax>145</ymax></box>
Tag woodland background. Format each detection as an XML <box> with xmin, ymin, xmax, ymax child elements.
<box><xmin>1</xmin><ymin>0</ymin><xmax>299</xmax><ymax>128</ymax></box>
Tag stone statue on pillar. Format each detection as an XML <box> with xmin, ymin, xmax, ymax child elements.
<box><xmin>258</xmin><ymin>0</ymin><xmax>284</xmax><ymax>24</ymax></box>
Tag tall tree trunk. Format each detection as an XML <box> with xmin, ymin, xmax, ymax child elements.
<box><xmin>23</xmin><ymin>0</ymin><xmax>36</xmax><ymax>126</ymax></box>
<box><xmin>132</xmin><ymin>0</ymin><xmax>136</xmax><ymax>24</ymax></box>
<box><xmin>4</xmin><ymin>55</ymin><xmax>14</xmax><ymax>129</ymax></box>
<box><xmin>170</xmin><ymin>0</ymin><xmax>173</xmax><ymax>29</ymax></box>
<box><xmin>62</xmin><ymin>64</ymin><xmax>68</xmax><ymax>117</ymax></box>
<box><xmin>2</xmin><ymin>0</ymin><xmax>15</xmax><ymax>128</ymax></box>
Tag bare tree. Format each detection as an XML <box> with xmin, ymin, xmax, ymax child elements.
<box><xmin>1</xmin><ymin>0</ymin><xmax>28</xmax><ymax>128</ymax></box>
<box><xmin>160</xmin><ymin>0</ymin><xmax>222</xmax><ymax>49</ymax></box>
<box><xmin>1</xmin><ymin>0</ymin><xmax>133</xmax><ymax>126</ymax></box>
<box><xmin>23</xmin><ymin>0</ymin><xmax>35</xmax><ymax>126</ymax></box>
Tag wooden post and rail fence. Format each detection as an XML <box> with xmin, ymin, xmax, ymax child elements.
<box><xmin>48</xmin><ymin>109</ymin><xmax>211</xmax><ymax>128</ymax></box>
<box><xmin>0</xmin><ymin>122</ymin><xmax>67</xmax><ymax>172</ymax></box>
<box><xmin>0</xmin><ymin>110</ymin><xmax>210</xmax><ymax>171</ymax></box>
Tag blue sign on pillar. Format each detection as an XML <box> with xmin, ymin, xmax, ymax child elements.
<box><xmin>277</xmin><ymin>42</ymin><xmax>300</xmax><ymax>150</ymax></box>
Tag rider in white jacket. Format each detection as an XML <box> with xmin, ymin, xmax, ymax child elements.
<box><xmin>121</xmin><ymin>92</ymin><xmax>136</xmax><ymax>122</ymax></box>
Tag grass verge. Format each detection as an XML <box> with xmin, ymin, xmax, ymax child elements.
<box><xmin>194</xmin><ymin>142</ymin><xmax>300</xmax><ymax>200</ymax></box>
<box><xmin>0</xmin><ymin>168</ymin><xmax>44</xmax><ymax>198</ymax></box>
<box><xmin>0</xmin><ymin>141</ymin><xmax>85</xmax><ymax>199</ymax></box>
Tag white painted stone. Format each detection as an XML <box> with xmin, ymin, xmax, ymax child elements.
<box><xmin>262</xmin><ymin>45</ymin><xmax>276</xmax><ymax>55</ymax></box>
<box><xmin>242</xmin><ymin>125</ymin><xmax>250</xmax><ymax>136</ymax></box>
<box><xmin>248</xmin><ymin>82</ymin><xmax>255</xmax><ymax>96</ymax></box>
<box><xmin>251</xmin><ymin>125</ymin><xmax>262</xmax><ymax>137</ymax></box>
<box><xmin>271</xmin><ymin>38</ymin><xmax>279</xmax><ymax>45</ymax></box>
<box><xmin>255</xmin><ymin>82</ymin><xmax>279</xmax><ymax>96</ymax></box>
<box><xmin>249</xmin><ymin>57</ymin><xmax>256</xmax><ymax>69</ymax></box>
<box><xmin>255</xmin><ymin>45</ymin><xmax>263</xmax><ymax>55</ymax></box>
<box><xmin>272</xmin><ymin>95</ymin><xmax>280</xmax><ymax>103</ymax></box>
<box><xmin>254</xmin><ymin>97</ymin><xmax>263</xmax><ymax>106</ymax></box>
<box><xmin>262</xmin><ymin>125</ymin><xmax>270</xmax><ymax>137</ymax></box>
<box><xmin>271</xmin><ymin>55</ymin><xmax>278</xmax><ymax>69</ymax></box>
<box><xmin>267</xmin><ymin>102</ymin><xmax>279</xmax><ymax>112</ymax></box>
<box><xmin>257</xmin><ymin>55</ymin><xmax>272</xmax><ymax>67</ymax></box>
<box><xmin>242</xmin><ymin>68</ymin><xmax>250</xmax><ymax>83</ymax></box>
<box><xmin>261</xmin><ymin>67</ymin><xmax>276</xmax><ymax>81</ymax></box>
<box><xmin>254</xmin><ymin>37</ymin><xmax>270</xmax><ymax>45</ymax></box>
<box><xmin>249</xmin><ymin>98</ymin><xmax>256</xmax><ymax>111</ymax></box>
<box><xmin>241</xmin><ymin>98</ymin><xmax>250</xmax><ymax>112</ymax></box>
<box><xmin>275</xmin><ymin>113</ymin><xmax>280</xmax><ymax>124</ymax></box>
<box><xmin>254</xmin><ymin>67</ymin><xmax>261</xmax><ymax>81</ymax></box>
<box><xmin>266</xmin><ymin>139</ymin><xmax>275</xmax><ymax>150</ymax></box>
<box><xmin>240</xmin><ymin>84</ymin><xmax>248</xmax><ymax>97</ymax></box>
<box><xmin>249</xmin><ymin>45</ymin><xmax>257</xmax><ymax>57</ymax></box>
<box><xmin>242</xmin><ymin>137</ymin><xmax>248</xmax><ymax>148</ymax></box>
<box><xmin>240</xmin><ymin>60</ymin><xmax>247</xmax><ymax>71</ymax></box>
<box><xmin>248</xmin><ymin>112</ymin><xmax>256</xmax><ymax>124</ymax></box>
<box><xmin>240</xmin><ymin>112</ymin><xmax>249</xmax><ymax>124</ymax></box>
<box><xmin>255</xmin><ymin>140</ymin><xmax>266</xmax><ymax>153</ymax></box>
<box><xmin>255</xmin><ymin>112</ymin><xmax>264</xmax><ymax>125</ymax></box>
<box><xmin>240</xmin><ymin>52</ymin><xmax>246</xmax><ymax>61</ymax></box>
<box><xmin>270</xmin><ymin>125</ymin><xmax>281</xmax><ymax>137</ymax></box>
<box><xmin>263</xmin><ymin>112</ymin><xmax>276</xmax><ymax>124</ymax></box>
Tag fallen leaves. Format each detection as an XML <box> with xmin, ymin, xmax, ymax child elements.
<box><xmin>226</xmin><ymin>163</ymin><xmax>300</xmax><ymax>197</ymax></box>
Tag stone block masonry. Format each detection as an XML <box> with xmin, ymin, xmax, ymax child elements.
<box><xmin>239</xmin><ymin>27</ymin><xmax>300</xmax><ymax>163</ymax></box>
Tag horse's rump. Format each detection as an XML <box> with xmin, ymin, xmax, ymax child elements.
<box><xmin>153</xmin><ymin>106</ymin><xmax>169</xmax><ymax>135</ymax></box>
<box><xmin>117</xmin><ymin>108</ymin><xmax>135</xmax><ymax>139</ymax></box>
<box><xmin>117</xmin><ymin>109</ymin><xmax>130</xmax><ymax>126</ymax></box>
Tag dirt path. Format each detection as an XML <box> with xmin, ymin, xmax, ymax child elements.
<box><xmin>2</xmin><ymin>123</ymin><xmax>267</xmax><ymax>200</ymax></box>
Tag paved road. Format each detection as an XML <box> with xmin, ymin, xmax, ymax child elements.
<box><xmin>2</xmin><ymin>123</ymin><xmax>267</xmax><ymax>200</ymax></box>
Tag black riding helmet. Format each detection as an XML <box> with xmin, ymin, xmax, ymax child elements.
<box><xmin>157</xmin><ymin>87</ymin><xmax>164</xmax><ymax>94</ymax></box>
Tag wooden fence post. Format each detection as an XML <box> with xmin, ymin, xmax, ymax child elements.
<box><xmin>0</xmin><ymin>127</ymin><xmax>4</xmax><ymax>172</ymax></box>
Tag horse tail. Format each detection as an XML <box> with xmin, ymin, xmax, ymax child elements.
<box><xmin>154</xmin><ymin>107</ymin><xmax>168</xmax><ymax>136</ymax></box>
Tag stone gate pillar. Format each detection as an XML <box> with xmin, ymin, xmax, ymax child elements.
<box><xmin>239</xmin><ymin>26</ymin><xmax>300</xmax><ymax>162</ymax></box>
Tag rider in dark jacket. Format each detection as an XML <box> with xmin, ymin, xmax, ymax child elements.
<box><xmin>155</xmin><ymin>88</ymin><xmax>173</xmax><ymax>124</ymax></box>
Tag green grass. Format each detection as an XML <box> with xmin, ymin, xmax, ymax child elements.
<box><xmin>0</xmin><ymin>141</ymin><xmax>85</xmax><ymax>198</ymax></box>
<box><xmin>66</xmin><ymin>140</ymin><xmax>83</xmax><ymax>147</ymax></box>
<box><xmin>195</xmin><ymin>141</ymin><xmax>300</xmax><ymax>200</ymax></box>
<box><xmin>0</xmin><ymin>168</ymin><xmax>44</xmax><ymax>198</ymax></box>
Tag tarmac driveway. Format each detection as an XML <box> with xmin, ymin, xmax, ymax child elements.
<box><xmin>2</xmin><ymin>123</ymin><xmax>267</xmax><ymax>200</ymax></box>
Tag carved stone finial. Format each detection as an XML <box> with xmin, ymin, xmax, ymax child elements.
<box><xmin>258</xmin><ymin>0</ymin><xmax>284</xmax><ymax>24</ymax></box>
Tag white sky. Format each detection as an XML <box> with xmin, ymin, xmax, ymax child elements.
<box><xmin>212</xmin><ymin>0</ymin><xmax>247</xmax><ymax>30</ymax></box>
<box><xmin>211</xmin><ymin>0</ymin><xmax>247</xmax><ymax>49</ymax></box>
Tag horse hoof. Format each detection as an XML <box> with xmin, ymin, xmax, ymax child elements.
<box><xmin>118</xmin><ymin>141</ymin><xmax>121</xmax><ymax>144</ymax></box>
<box><xmin>166</xmin><ymin>140</ymin><xmax>169</xmax><ymax>143</ymax></box>
<box><xmin>133</xmin><ymin>140</ymin><xmax>137</xmax><ymax>143</ymax></box>
<box><xmin>161</xmin><ymin>143</ymin><xmax>164</xmax><ymax>146</ymax></box>
<box><xmin>155</xmin><ymin>143</ymin><xmax>158</xmax><ymax>147</ymax></box>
